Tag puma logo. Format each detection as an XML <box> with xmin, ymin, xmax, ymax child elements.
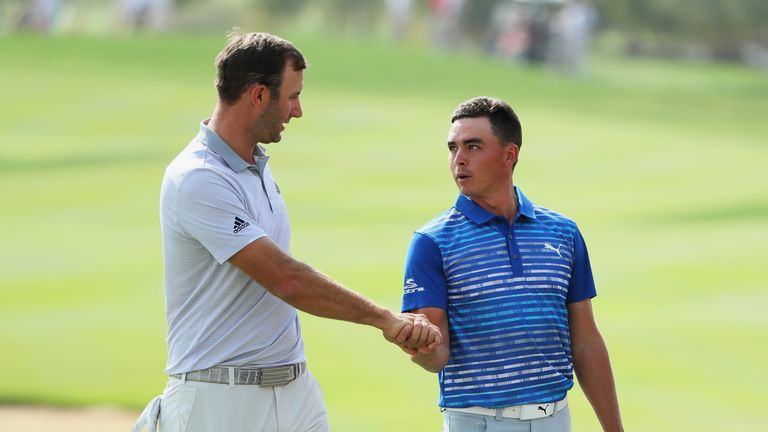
<box><xmin>543</xmin><ymin>243</ymin><xmax>563</xmax><ymax>258</ymax></box>
<box><xmin>537</xmin><ymin>404</ymin><xmax>550</xmax><ymax>414</ymax></box>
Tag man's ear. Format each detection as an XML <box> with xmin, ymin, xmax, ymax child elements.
<box><xmin>505</xmin><ymin>143</ymin><xmax>520</xmax><ymax>166</ymax></box>
<box><xmin>248</xmin><ymin>84</ymin><xmax>269</xmax><ymax>108</ymax></box>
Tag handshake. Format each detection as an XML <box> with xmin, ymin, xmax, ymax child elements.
<box><xmin>383</xmin><ymin>312</ymin><xmax>442</xmax><ymax>355</ymax></box>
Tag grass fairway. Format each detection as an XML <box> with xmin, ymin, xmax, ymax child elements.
<box><xmin>1</xmin><ymin>32</ymin><xmax>767</xmax><ymax>431</ymax></box>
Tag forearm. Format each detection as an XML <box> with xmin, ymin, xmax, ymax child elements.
<box><xmin>411</xmin><ymin>345</ymin><xmax>450</xmax><ymax>373</ymax></box>
<box><xmin>573</xmin><ymin>335</ymin><xmax>623</xmax><ymax>432</ymax></box>
<box><xmin>229</xmin><ymin>237</ymin><xmax>422</xmax><ymax>341</ymax></box>
<box><xmin>278</xmin><ymin>260</ymin><xmax>396</xmax><ymax>331</ymax></box>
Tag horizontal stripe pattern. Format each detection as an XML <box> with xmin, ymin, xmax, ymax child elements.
<box><xmin>418</xmin><ymin>199</ymin><xmax>582</xmax><ymax>408</ymax></box>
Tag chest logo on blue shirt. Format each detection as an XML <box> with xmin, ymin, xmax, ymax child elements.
<box><xmin>403</xmin><ymin>278</ymin><xmax>425</xmax><ymax>295</ymax></box>
<box><xmin>543</xmin><ymin>242</ymin><xmax>564</xmax><ymax>258</ymax></box>
<box><xmin>233</xmin><ymin>216</ymin><xmax>250</xmax><ymax>234</ymax></box>
<box><xmin>274</xmin><ymin>182</ymin><xmax>281</xmax><ymax>194</ymax></box>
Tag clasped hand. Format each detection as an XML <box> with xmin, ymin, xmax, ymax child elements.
<box><xmin>384</xmin><ymin>313</ymin><xmax>441</xmax><ymax>355</ymax></box>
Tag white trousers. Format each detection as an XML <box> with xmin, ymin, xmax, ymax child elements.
<box><xmin>136</xmin><ymin>368</ymin><xmax>328</xmax><ymax>432</ymax></box>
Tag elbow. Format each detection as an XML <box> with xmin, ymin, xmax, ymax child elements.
<box><xmin>412</xmin><ymin>352</ymin><xmax>449</xmax><ymax>373</ymax></box>
<box><xmin>423</xmin><ymin>363</ymin><xmax>446</xmax><ymax>374</ymax></box>
<box><xmin>430</xmin><ymin>356</ymin><xmax>450</xmax><ymax>373</ymax></box>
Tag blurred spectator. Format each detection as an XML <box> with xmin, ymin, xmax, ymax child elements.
<box><xmin>325</xmin><ymin>0</ymin><xmax>377</xmax><ymax>37</ymax></box>
<box><xmin>549</xmin><ymin>0</ymin><xmax>597</xmax><ymax>75</ymax></box>
<box><xmin>118</xmin><ymin>0</ymin><xmax>173</xmax><ymax>32</ymax></box>
<box><xmin>120</xmin><ymin>0</ymin><xmax>150</xmax><ymax>29</ymax></box>
<box><xmin>429</xmin><ymin>0</ymin><xmax>464</xmax><ymax>50</ymax></box>
<box><xmin>742</xmin><ymin>42</ymin><xmax>768</xmax><ymax>69</ymax></box>
<box><xmin>385</xmin><ymin>0</ymin><xmax>413</xmax><ymax>42</ymax></box>
<box><xmin>489</xmin><ymin>1</ymin><xmax>530</xmax><ymax>60</ymax></box>
<box><xmin>524</xmin><ymin>1</ymin><xmax>555</xmax><ymax>65</ymax></box>
<box><xmin>12</xmin><ymin>0</ymin><xmax>61</xmax><ymax>32</ymax></box>
<box><xmin>34</xmin><ymin>0</ymin><xmax>61</xmax><ymax>31</ymax></box>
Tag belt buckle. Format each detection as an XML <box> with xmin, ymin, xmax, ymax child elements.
<box><xmin>520</xmin><ymin>403</ymin><xmax>554</xmax><ymax>420</ymax></box>
<box><xmin>259</xmin><ymin>364</ymin><xmax>293</xmax><ymax>387</ymax></box>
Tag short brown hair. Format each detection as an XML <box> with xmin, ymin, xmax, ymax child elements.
<box><xmin>451</xmin><ymin>96</ymin><xmax>522</xmax><ymax>147</ymax></box>
<box><xmin>214</xmin><ymin>31</ymin><xmax>306</xmax><ymax>104</ymax></box>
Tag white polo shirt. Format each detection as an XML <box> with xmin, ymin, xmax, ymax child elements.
<box><xmin>160</xmin><ymin>122</ymin><xmax>304</xmax><ymax>374</ymax></box>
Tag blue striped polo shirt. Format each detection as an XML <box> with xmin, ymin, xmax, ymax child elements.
<box><xmin>402</xmin><ymin>187</ymin><xmax>596</xmax><ymax>408</ymax></box>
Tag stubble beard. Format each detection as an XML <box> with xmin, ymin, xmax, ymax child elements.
<box><xmin>251</xmin><ymin>100</ymin><xmax>284</xmax><ymax>144</ymax></box>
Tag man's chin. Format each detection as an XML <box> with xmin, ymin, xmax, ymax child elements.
<box><xmin>456</xmin><ymin>185</ymin><xmax>470</xmax><ymax>196</ymax></box>
<box><xmin>263</xmin><ymin>134</ymin><xmax>282</xmax><ymax>144</ymax></box>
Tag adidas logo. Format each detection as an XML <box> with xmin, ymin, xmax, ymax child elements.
<box><xmin>233</xmin><ymin>216</ymin><xmax>250</xmax><ymax>234</ymax></box>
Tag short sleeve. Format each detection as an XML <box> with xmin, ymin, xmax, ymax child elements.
<box><xmin>566</xmin><ymin>228</ymin><xmax>597</xmax><ymax>303</ymax></box>
<box><xmin>401</xmin><ymin>232</ymin><xmax>448</xmax><ymax>312</ymax></box>
<box><xmin>175</xmin><ymin>169</ymin><xmax>266</xmax><ymax>264</ymax></box>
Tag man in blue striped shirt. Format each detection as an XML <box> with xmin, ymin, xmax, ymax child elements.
<box><xmin>400</xmin><ymin>97</ymin><xmax>623</xmax><ymax>431</ymax></box>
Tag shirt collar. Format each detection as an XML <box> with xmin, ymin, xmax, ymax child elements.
<box><xmin>455</xmin><ymin>186</ymin><xmax>537</xmax><ymax>224</ymax></box>
<box><xmin>197</xmin><ymin>120</ymin><xmax>270</xmax><ymax>175</ymax></box>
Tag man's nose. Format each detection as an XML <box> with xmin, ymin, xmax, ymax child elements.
<box><xmin>454</xmin><ymin>148</ymin><xmax>467</xmax><ymax>165</ymax></box>
<box><xmin>291</xmin><ymin>101</ymin><xmax>303</xmax><ymax>119</ymax></box>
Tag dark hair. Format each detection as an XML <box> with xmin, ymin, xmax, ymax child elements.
<box><xmin>451</xmin><ymin>97</ymin><xmax>522</xmax><ymax>147</ymax></box>
<box><xmin>214</xmin><ymin>31</ymin><xmax>306</xmax><ymax>104</ymax></box>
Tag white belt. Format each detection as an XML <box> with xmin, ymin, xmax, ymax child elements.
<box><xmin>169</xmin><ymin>362</ymin><xmax>305</xmax><ymax>387</ymax></box>
<box><xmin>444</xmin><ymin>397</ymin><xmax>568</xmax><ymax>421</ymax></box>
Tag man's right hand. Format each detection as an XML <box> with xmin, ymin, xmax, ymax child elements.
<box><xmin>383</xmin><ymin>313</ymin><xmax>441</xmax><ymax>355</ymax></box>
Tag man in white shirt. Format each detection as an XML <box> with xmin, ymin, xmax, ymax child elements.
<box><xmin>133</xmin><ymin>31</ymin><xmax>440</xmax><ymax>432</ymax></box>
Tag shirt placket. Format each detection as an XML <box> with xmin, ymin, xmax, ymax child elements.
<box><xmin>248</xmin><ymin>163</ymin><xmax>274</xmax><ymax>213</ymax></box>
<box><xmin>497</xmin><ymin>219</ymin><xmax>523</xmax><ymax>275</ymax></box>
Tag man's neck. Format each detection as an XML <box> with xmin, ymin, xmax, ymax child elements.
<box><xmin>208</xmin><ymin>103</ymin><xmax>257</xmax><ymax>164</ymax></box>
<box><xmin>471</xmin><ymin>186</ymin><xmax>519</xmax><ymax>223</ymax></box>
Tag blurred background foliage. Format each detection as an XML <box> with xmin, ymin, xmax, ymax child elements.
<box><xmin>2</xmin><ymin>0</ymin><xmax>768</xmax><ymax>67</ymax></box>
